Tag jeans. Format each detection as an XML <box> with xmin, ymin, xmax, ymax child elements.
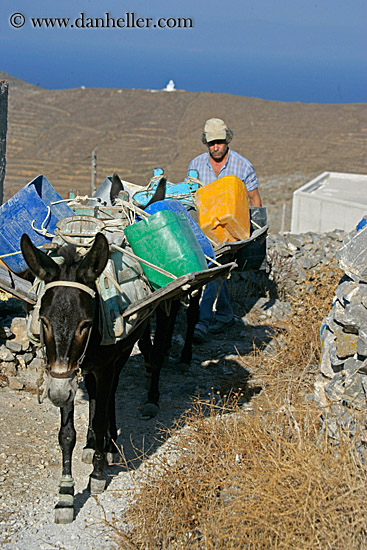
<box><xmin>196</xmin><ymin>279</ymin><xmax>234</xmax><ymax>331</ymax></box>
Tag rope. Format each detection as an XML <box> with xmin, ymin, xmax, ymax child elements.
<box><xmin>28</xmin><ymin>278</ymin><xmax>42</xmax><ymax>295</ymax></box>
<box><xmin>251</xmin><ymin>219</ymin><xmax>262</xmax><ymax>230</ymax></box>
<box><xmin>53</xmin><ymin>229</ymin><xmax>95</xmax><ymax>253</ymax></box>
<box><xmin>204</xmin><ymin>253</ymin><xmax>221</xmax><ymax>266</ymax></box>
<box><xmin>117</xmin><ymin>199</ymin><xmax>150</xmax><ymax>219</ymax></box>
<box><xmin>212</xmin><ymin>276</ymin><xmax>226</xmax><ymax>312</ymax></box>
<box><xmin>111</xmin><ymin>243</ymin><xmax>178</xmax><ymax>280</ymax></box>
<box><xmin>31</xmin><ymin>207</ymin><xmax>55</xmax><ymax>238</ymax></box>
<box><xmin>0</xmin><ymin>244</ymin><xmax>46</xmax><ymax>259</ymax></box>
<box><xmin>51</xmin><ymin>195</ymin><xmax>95</xmax><ymax>205</ymax></box>
<box><xmin>186</xmin><ymin>175</ymin><xmax>203</xmax><ymax>206</ymax></box>
<box><xmin>98</xmin><ymin>269</ymin><xmax>132</xmax><ymax>302</ymax></box>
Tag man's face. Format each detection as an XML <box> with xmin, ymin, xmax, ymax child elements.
<box><xmin>208</xmin><ymin>140</ymin><xmax>228</xmax><ymax>162</ymax></box>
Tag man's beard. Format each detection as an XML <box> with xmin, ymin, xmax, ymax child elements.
<box><xmin>210</xmin><ymin>149</ymin><xmax>227</xmax><ymax>162</ymax></box>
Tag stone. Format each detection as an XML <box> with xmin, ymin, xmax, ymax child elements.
<box><xmin>10</xmin><ymin>317</ymin><xmax>29</xmax><ymax>349</ymax></box>
<box><xmin>334</xmin><ymin>327</ymin><xmax>358</xmax><ymax>359</ymax></box>
<box><xmin>0</xmin><ymin>345</ymin><xmax>15</xmax><ymax>362</ymax></box>
<box><xmin>314</xmin><ymin>374</ymin><xmax>329</xmax><ymax>408</ymax></box>
<box><xmin>343</xmin><ymin>357</ymin><xmax>364</xmax><ymax>375</ymax></box>
<box><xmin>22</xmin><ymin>352</ymin><xmax>34</xmax><ymax>365</ymax></box>
<box><xmin>357</xmin><ymin>326</ymin><xmax>367</xmax><ymax>356</ymax></box>
<box><xmin>324</xmin><ymin>373</ymin><xmax>344</xmax><ymax>402</ymax></box>
<box><xmin>0</xmin><ymin>326</ymin><xmax>13</xmax><ymax>339</ymax></box>
<box><xmin>8</xmin><ymin>378</ymin><xmax>24</xmax><ymax>391</ymax></box>
<box><xmin>329</xmin><ymin>342</ymin><xmax>345</xmax><ymax>369</ymax></box>
<box><xmin>287</xmin><ymin>242</ymin><xmax>298</xmax><ymax>255</ymax></box>
<box><xmin>334</xmin><ymin>303</ymin><xmax>367</xmax><ymax>331</ymax></box>
<box><xmin>300</xmin><ymin>257</ymin><xmax>313</xmax><ymax>270</ymax></box>
<box><xmin>286</xmin><ymin>235</ymin><xmax>303</xmax><ymax>249</ymax></box>
<box><xmin>321</xmin><ymin>309</ymin><xmax>340</xmax><ymax>333</ymax></box>
<box><xmin>21</xmin><ymin>340</ymin><xmax>31</xmax><ymax>352</ymax></box>
<box><xmin>334</xmin><ymin>280</ymin><xmax>359</xmax><ymax>306</ymax></box>
<box><xmin>1</xmin><ymin>361</ymin><xmax>17</xmax><ymax>376</ymax></box>
<box><xmin>28</xmin><ymin>357</ymin><xmax>44</xmax><ymax>371</ymax></box>
<box><xmin>322</xmin><ymin>403</ymin><xmax>358</xmax><ymax>442</ymax></box>
<box><xmin>5</xmin><ymin>340</ymin><xmax>22</xmax><ymax>354</ymax></box>
<box><xmin>336</xmin><ymin>219</ymin><xmax>367</xmax><ymax>282</ymax></box>
<box><xmin>333</xmin><ymin>301</ymin><xmax>346</xmax><ymax>323</ymax></box>
<box><xmin>320</xmin><ymin>328</ymin><xmax>335</xmax><ymax>378</ymax></box>
<box><xmin>324</xmin><ymin>370</ymin><xmax>366</xmax><ymax>410</ymax></box>
<box><xmin>341</xmin><ymin>372</ymin><xmax>367</xmax><ymax>411</ymax></box>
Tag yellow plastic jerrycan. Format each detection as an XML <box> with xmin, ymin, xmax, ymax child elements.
<box><xmin>195</xmin><ymin>175</ymin><xmax>250</xmax><ymax>245</ymax></box>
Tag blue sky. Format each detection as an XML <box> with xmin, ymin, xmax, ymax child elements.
<box><xmin>1</xmin><ymin>0</ymin><xmax>366</xmax><ymax>103</ymax></box>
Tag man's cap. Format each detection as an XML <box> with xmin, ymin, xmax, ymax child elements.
<box><xmin>202</xmin><ymin>118</ymin><xmax>233</xmax><ymax>144</ymax></box>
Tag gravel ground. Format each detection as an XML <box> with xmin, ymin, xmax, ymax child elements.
<box><xmin>0</xmin><ymin>310</ymin><xmax>276</xmax><ymax>549</ymax></box>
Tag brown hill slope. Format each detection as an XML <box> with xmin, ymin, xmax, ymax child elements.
<box><xmin>1</xmin><ymin>71</ymin><xmax>367</xmax><ymax>213</ymax></box>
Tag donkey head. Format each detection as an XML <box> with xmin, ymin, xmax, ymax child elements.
<box><xmin>21</xmin><ymin>232</ymin><xmax>109</xmax><ymax>407</ymax></box>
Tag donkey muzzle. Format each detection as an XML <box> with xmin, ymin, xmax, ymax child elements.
<box><xmin>47</xmin><ymin>375</ymin><xmax>78</xmax><ymax>408</ymax></box>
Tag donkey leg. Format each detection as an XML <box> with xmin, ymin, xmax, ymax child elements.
<box><xmin>82</xmin><ymin>372</ymin><xmax>96</xmax><ymax>464</ymax></box>
<box><xmin>104</xmin><ymin>349</ymin><xmax>132</xmax><ymax>465</ymax></box>
<box><xmin>179</xmin><ymin>290</ymin><xmax>202</xmax><ymax>367</ymax></box>
<box><xmin>89</xmin><ymin>368</ymin><xmax>114</xmax><ymax>494</ymax></box>
<box><xmin>54</xmin><ymin>402</ymin><xmax>76</xmax><ymax>524</ymax></box>
<box><xmin>138</xmin><ymin>321</ymin><xmax>153</xmax><ymax>377</ymax></box>
<box><xmin>142</xmin><ymin>302</ymin><xmax>179</xmax><ymax>418</ymax></box>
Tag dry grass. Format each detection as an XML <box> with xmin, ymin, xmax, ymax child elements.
<box><xmin>109</xmin><ymin>262</ymin><xmax>367</xmax><ymax>549</ymax></box>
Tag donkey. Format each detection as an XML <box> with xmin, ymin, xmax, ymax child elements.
<box><xmin>20</xmin><ymin>176</ymin><xmax>200</xmax><ymax>523</ymax></box>
<box><xmin>109</xmin><ymin>173</ymin><xmax>203</xmax><ymax>418</ymax></box>
<box><xmin>21</xmin><ymin>232</ymin><xmax>152</xmax><ymax>523</ymax></box>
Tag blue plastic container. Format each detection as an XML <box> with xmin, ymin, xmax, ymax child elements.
<box><xmin>134</xmin><ymin>180</ymin><xmax>200</xmax><ymax>208</ymax></box>
<box><xmin>0</xmin><ymin>175</ymin><xmax>75</xmax><ymax>273</ymax></box>
<box><xmin>145</xmin><ymin>200</ymin><xmax>215</xmax><ymax>260</ymax></box>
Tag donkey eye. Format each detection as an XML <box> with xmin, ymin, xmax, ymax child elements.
<box><xmin>40</xmin><ymin>317</ymin><xmax>51</xmax><ymax>332</ymax></box>
<box><xmin>76</xmin><ymin>320</ymin><xmax>92</xmax><ymax>337</ymax></box>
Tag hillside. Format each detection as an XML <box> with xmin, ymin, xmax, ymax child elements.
<box><xmin>1</xmin><ymin>71</ymin><xmax>367</xmax><ymax>230</ymax></box>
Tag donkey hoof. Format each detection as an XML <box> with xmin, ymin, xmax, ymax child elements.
<box><xmin>54</xmin><ymin>505</ymin><xmax>74</xmax><ymax>524</ymax></box>
<box><xmin>90</xmin><ymin>476</ymin><xmax>106</xmax><ymax>495</ymax></box>
<box><xmin>142</xmin><ymin>402</ymin><xmax>159</xmax><ymax>419</ymax></box>
<box><xmin>82</xmin><ymin>447</ymin><xmax>95</xmax><ymax>464</ymax></box>
<box><xmin>106</xmin><ymin>452</ymin><xmax>118</xmax><ymax>466</ymax></box>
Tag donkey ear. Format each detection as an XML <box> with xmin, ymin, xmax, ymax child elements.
<box><xmin>20</xmin><ymin>234</ymin><xmax>60</xmax><ymax>282</ymax></box>
<box><xmin>77</xmin><ymin>232</ymin><xmax>109</xmax><ymax>284</ymax></box>
<box><xmin>145</xmin><ymin>177</ymin><xmax>166</xmax><ymax>207</ymax></box>
<box><xmin>110</xmin><ymin>172</ymin><xmax>123</xmax><ymax>206</ymax></box>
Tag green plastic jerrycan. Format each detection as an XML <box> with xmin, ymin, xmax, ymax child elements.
<box><xmin>124</xmin><ymin>210</ymin><xmax>207</xmax><ymax>289</ymax></box>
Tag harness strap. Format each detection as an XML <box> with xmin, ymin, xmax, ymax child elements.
<box><xmin>44</xmin><ymin>280</ymin><xmax>96</xmax><ymax>298</ymax></box>
<box><xmin>36</xmin><ymin>280</ymin><xmax>95</xmax><ymax>384</ymax></box>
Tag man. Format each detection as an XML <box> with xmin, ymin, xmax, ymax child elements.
<box><xmin>187</xmin><ymin>118</ymin><xmax>262</xmax><ymax>343</ymax></box>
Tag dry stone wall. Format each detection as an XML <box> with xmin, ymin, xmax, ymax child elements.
<box><xmin>315</xmin><ymin>217</ymin><xmax>367</xmax><ymax>454</ymax></box>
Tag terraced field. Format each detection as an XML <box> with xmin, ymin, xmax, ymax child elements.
<box><xmin>1</xmin><ymin>71</ymin><xmax>367</xmax><ymax>224</ymax></box>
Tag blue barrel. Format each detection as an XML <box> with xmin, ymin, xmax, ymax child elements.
<box><xmin>145</xmin><ymin>200</ymin><xmax>215</xmax><ymax>260</ymax></box>
<box><xmin>0</xmin><ymin>175</ymin><xmax>75</xmax><ymax>273</ymax></box>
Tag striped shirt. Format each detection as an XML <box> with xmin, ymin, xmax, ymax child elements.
<box><xmin>187</xmin><ymin>149</ymin><xmax>258</xmax><ymax>191</ymax></box>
